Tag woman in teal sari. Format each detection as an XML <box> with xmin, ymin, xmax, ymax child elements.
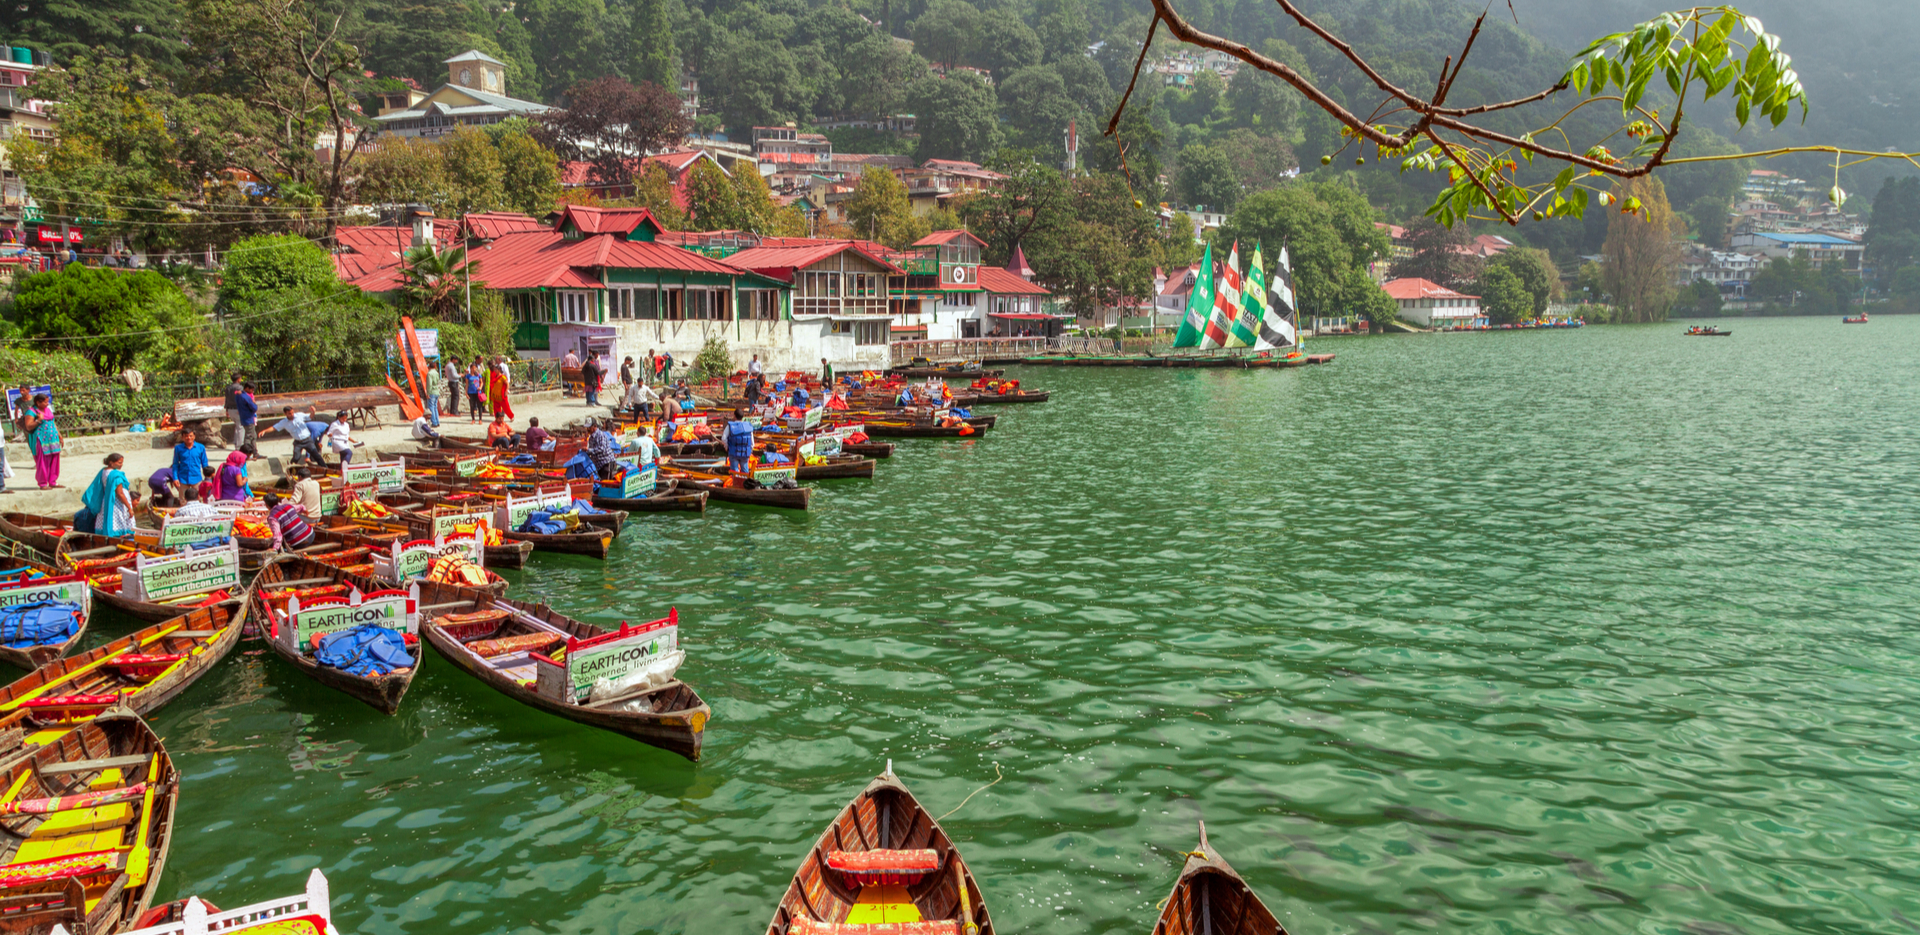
<box><xmin>82</xmin><ymin>453</ymin><xmax>134</xmax><ymax>536</ymax></box>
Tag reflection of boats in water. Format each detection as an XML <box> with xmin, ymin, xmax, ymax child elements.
<box><xmin>1684</xmin><ymin>326</ymin><xmax>1732</xmax><ymax>336</ymax></box>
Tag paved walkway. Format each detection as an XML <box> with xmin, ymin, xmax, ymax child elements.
<box><xmin>1</xmin><ymin>391</ymin><xmax>625</xmax><ymax>518</ymax></box>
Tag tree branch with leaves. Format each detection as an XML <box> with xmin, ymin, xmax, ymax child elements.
<box><xmin>1109</xmin><ymin>3</ymin><xmax>1918</xmax><ymax>226</ymax></box>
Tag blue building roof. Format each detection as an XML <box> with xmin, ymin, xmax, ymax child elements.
<box><xmin>1754</xmin><ymin>232</ymin><xmax>1857</xmax><ymax>246</ymax></box>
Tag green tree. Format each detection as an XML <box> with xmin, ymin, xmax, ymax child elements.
<box><xmin>9</xmin><ymin>267</ymin><xmax>206</xmax><ymax>375</ymax></box>
<box><xmin>840</xmin><ymin>33</ymin><xmax>927</xmax><ymax>120</ymax></box>
<box><xmin>1390</xmin><ymin>216</ymin><xmax>1482</xmax><ymax>289</ymax></box>
<box><xmin>1892</xmin><ymin>265</ymin><xmax>1920</xmax><ymax>310</ymax></box>
<box><xmin>1086</xmin><ymin>94</ymin><xmax>1161</xmax><ymax>200</ymax></box>
<box><xmin>970</xmin><ymin>10</ymin><xmax>1041</xmax><ymax>78</ymax></box>
<box><xmin>843</xmin><ymin>167</ymin><xmax>928</xmax><ymax>248</ymax></box>
<box><xmin>1865</xmin><ymin>176</ymin><xmax>1920</xmax><ymax>290</ymax></box>
<box><xmin>520</xmin><ymin>0</ymin><xmax>609</xmax><ymax>99</ymax></box>
<box><xmin>908</xmin><ymin>72</ymin><xmax>1000</xmax><ymax>163</ymax></box>
<box><xmin>352</xmin><ymin>136</ymin><xmax>451</xmax><ymax>211</ymax></box>
<box><xmin>1173</xmin><ymin>144</ymin><xmax>1239</xmax><ymax>211</ymax></box>
<box><xmin>1221</xmin><ymin>41</ymin><xmax>1306</xmax><ymax>134</ymax></box>
<box><xmin>1213</xmin><ymin>129</ymin><xmax>1296</xmax><ymax>195</ymax></box>
<box><xmin>631</xmin><ymin>162</ymin><xmax>688</xmax><ymax>229</ymax></box>
<box><xmin>219</xmin><ymin>234</ymin><xmax>397</xmax><ymax>383</ymax></box>
<box><xmin>955</xmin><ymin>152</ymin><xmax>1069</xmax><ymax>265</ymax></box>
<box><xmin>399</xmin><ymin>244</ymin><xmax>482</xmax><ymax>321</ymax></box>
<box><xmin>1039</xmin><ymin>173</ymin><xmax>1193</xmax><ymax>317</ymax></box>
<box><xmin>626</xmin><ymin>0</ymin><xmax>679</xmax><ymax>87</ymax></box>
<box><xmin>997</xmin><ymin>66</ymin><xmax>1083</xmax><ymax>157</ymax></box>
<box><xmin>440</xmin><ymin>127</ymin><xmax>506</xmax><ymax>216</ymax></box>
<box><xmin>1216</xmin><ymin>181</ymin><xmax>1389</xmax><ymax>320</ymax></box>
<box><xmin>1671</xmin><ymin>279</ymin><xmax>1724</xmax><ymax>318</ymax></box>
<box><xmin>1485</xmin><ymin>246</ymin><xmax>1558</xmax><ymax>317</ymax></box>
<box><xmin>683</xmin><ymin>159</ymin><xmax>735</xmax><ymax>229</ymax></box>
<box><xmin>485</xmin><ymin>119</ymin><xmax>563</xmax><ymax>216</ymax></box>
<box><xmin>1477</xmin><ymin>266</ymin><xmax>1533</xmax><ymax>325</ymax></box>
<box><xmin>911</xmin><ymin>0</ymin><xmax>977</xmax><ymax>70</ymax></box>
<box><xmin>1170</xmin><ymin>70</ymin><xmax>1224</xmax><ymax>126</ymax></box>
<box><xmin>1600</xmin><ymin>177</ymin><xmax>1684</xmax><ymax>323</ymax></box>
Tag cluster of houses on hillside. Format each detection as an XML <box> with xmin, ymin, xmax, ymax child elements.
<box><xmin>332</xmin><ymin>204</ymin><xmax>1066</xmax><ymax>371</ymax></box>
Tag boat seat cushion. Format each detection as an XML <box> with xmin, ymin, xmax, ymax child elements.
<box><xmin>467</xmin><ymin>632</ymin><xmax>564</xmax><ymax>659</ymax></box>
<box><xmin>825</xmin><ymin>849</ymin><xmax>941</xmax><ymax>886</ymax></box>
<box><xmin>787</xmin><ymin>918</ymin><xmax>958</xmax><ymax>935</ymax></box>
<box><xmin>27</xmin><ymin>803</ymin><xmax>134</xmax><ymax>836</ymax></box>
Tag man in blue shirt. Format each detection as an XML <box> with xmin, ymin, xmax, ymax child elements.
<box><xmin>235</xmin><ymin>381</ymin><xmax>260</xmax><ymax>455</ymax></box>
<box><xmin>724</xmin><ymin>408</ymin><xmax>755</xmax><ymax>474</ymax></box>
<box><xmin>171</xmin><ymin>428</ymin><xmax>209</xmax><ymax>492</ymax></box>
<box><xmin>264</xmin><ymin>406</ymin><xmax>322</xmax><ymax>465</ymax></box>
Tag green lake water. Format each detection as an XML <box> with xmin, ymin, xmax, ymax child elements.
<box><xmin>88</xmin><ymin>315</ymin><xmax>1920</xmax><ymax>933</ymax></box>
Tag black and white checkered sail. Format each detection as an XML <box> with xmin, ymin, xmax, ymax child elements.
<box><xmin>1253</xmin><ymin>246</ymin><xmax>1299</xmax><ymax>350</ymax></box>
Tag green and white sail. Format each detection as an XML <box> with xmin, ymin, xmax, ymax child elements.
<box><xmin>1172</xmin><ymin>242</ymin><xmax>1215</xmax><ymax>348</ymax></box>
<box><xmin>1231</xmin><ymin>244</ymin><xmax>1266</xmax><ymax>348</ymax></box>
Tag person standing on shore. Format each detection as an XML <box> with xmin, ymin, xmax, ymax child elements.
<box><xmin>235</xmin><ymin>381</ymin><xmax>260</xmax><ymax>454</ymax></box>
<box><xmin>219</xmin><ymin>372</ymin><xmax>244</xmax><ymax>449</ymax></box>
<box><xmin>621</xmin><ymin>355</ymin><xmax>635</xmax><ymax>398</ymax></box>
<box><xmin>582</xmin><ymin>351</ymin><xmax>602</xmax><ymax>408</ymax></box>
<box><xmin>465</xmin><ymin>362</ymin><xmax>485</xmax><ymax>422</ymax></box>
<box><xmin>422</xmin><ymin>362</ymin><xmax>443</xmax><ymax>429</ymax></box>
<box><xmin>82</xmin><ymin>453</ymin><xmax>134</xmax><ymax>537</ymax></box>
<box><xmin>487</xmin><ymin>355</ymin><xmax>514</xmax><ymax>421</ymax></box>
<box><xmin>171</xmin><ymin>428</ymin><xmax>209</xmax><ymax>496</ymax></box>
<box><xmin>821</xmin><ymin>358</ymin><xmax>833</xmax><ymax>385</ymax></box>
<box><xmin>264</xmin><ymin>407</ymin><xmax>321</xmax><ymax>465</ymax></box>
<box><xmin>20</xmin><ymin>394</ymin><xmax>60</xmax><ymax>489</ymax></box>
<box><xmin>659</xmin><ymin>350</ymin><xmax>674</xmax><ymax>386</ymax></box>
<box><xmin>324</xmin><ymin>411</ymin><xmax>358</xmax><ymax>464</ymax></box>
<box><xmin>443</xmin><ymin>355</ymin><xmax>463</xmax><ymax>417</ymax></box>
<box><xmin>562</xmin><ymin>348</ymin><xmax>580</xmax><ymax>397</ymax></box>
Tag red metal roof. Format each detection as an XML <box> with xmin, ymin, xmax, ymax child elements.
<box><xmin>463</xmin><ymin>212</ymin><xmax>547</xmax><ymax>240</ymax></box>
<box><xmin>976</xmin><ymin>265</ymin><xmax>1050</xmax><ymax>296</ymax></box>
<box><xmin>468</xmin><ymin>229</ymin><xmax>765</xmax><ymax>290</ymax></box>
<box><xmin>725</xmin><ymin>241</ymin><xmax>905</xmax><ymax>278</ymax></box>
<box><xmin>555</xmin><ymin>205</ymin><xmax>665</xmax><ymax>236</ymax></box>
<box><xmin>911</xmin><ymin>229</ymin><xmax>987</xmax><ymax>248</ymax></box>
<box><xmin>1381</xmin><ymin>277</ymin><xmax>1479</xmax><ymax>301</ymax></box>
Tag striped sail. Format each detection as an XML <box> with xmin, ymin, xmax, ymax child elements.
<box><xmin>1252</xmin><ymin>246</ymin><xmax>1299</xmax><ymax>350</ymax></box>
<box><xmin>1204</xmin><ymin>242</ymin><xmax>1242</xmax><ymax>348</ymax></box>
<box><xmin>1232</xmin><ymin>244</ymin><xmax>1266</xmax><ymax>348</ymax></box>
<box><xmin>1172</xmin><ymin>243</ymin><xmax>1214</xmax><ymax>348</ymax></box>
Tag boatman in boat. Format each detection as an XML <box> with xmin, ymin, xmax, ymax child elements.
<box><xmin>262</xmin><ymin>492</ymin><xmax>315</xmax><ymax>550</ymax></box>
<box><xmin>724</xmin><ymin>409</ymin><xmax>755</xmax><ymax>475</ymax></box>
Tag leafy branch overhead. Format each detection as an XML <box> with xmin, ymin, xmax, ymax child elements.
<box><xmin>1110</xmin><ymin>2</ymin><xmax>1919</xmax><ymax>226</ymax></box>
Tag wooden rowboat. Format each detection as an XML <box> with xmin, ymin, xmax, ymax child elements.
<box><xmin>590</xmin><ymin>479</ymin><xmax>708</xmax><ymax>513</ymax></box>
<box><xmin>416</xmin><ymin>580</ymin><xmax>710</xmax><ymax>760</ymax></box>
<box><xmin>0</xmin><ymin>558</ymin><xmax>92</xmax><ymax>671</ymax></box>
<box><xmin>954</xmin><ymin>390</ymin><xmax>1050</xmax><ymax>405</ymax></box>
<box><xmin>661</xmin><ymin>470</ymin><xmax>811</xmax><ymax>510</ymax></box>
<box><xmin>55</xmin><ymin>536</ymin><xmax>245</xmax><ymax>626</ymax></box>
<box><xmin>502</xmin><ymin>527</ymin><xmax>614</xmax><ymax>559</ymax></box>
<box><xmin>399</xmin><ymin>480</ymin><xmax>630</xmax><ymax>535</ymax></box>
<box><xmin>765</xmin><ymin>766</ymin><xmax>994</xmax><ymax>935</ymax></box>
<box><xmin>0</xmin><ymin>512</ymin><xmax>70</xmax><ymax>556</ymax></box>
<box><xmin>1149</xmin><ymin>822</ymin><xmax>1285</xmax><ymax>935</ymax></box>
<box><xmin>0</xmin><ymin>711</ymin><xmax>178</xmax><ymax>935</ymax></box>
<box><xmin>889</xmin><ymin>366</ymin><xmax>1003</xmax><ymax>378</ymax></box>
<box><xmin>856</xmin><ymin>422</ymin><xmax>991</xmax><ymax>439</ymax></box>
<box><xmin>249</xmin><ymin>556</ymin><xmax>423</xmax><ymax>715</ymax></box>
<box><xmin>671</xmin><ymin>456</ymin><xmax>875</xmax><ymax>481</ymax></box>
<box><xmin>308</xmin><ymin>515</ymin><xmax>536</xmax><ymax>570</ymax></box>
<box><xmin>0</xmin><ymin>603</ymin><xmax>245</xmax><ymax>725</ymax></box>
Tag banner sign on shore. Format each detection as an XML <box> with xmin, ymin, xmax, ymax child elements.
<box><xmin>0</xmin><ymin>570</ymin><xmax>90</xmax><ymax>616</ymax></box>
<box><xmin>122</xmin><ymin>543</ymin><xmax>240</xmax><ymax>602</ymax></box>
<box><xmin>343</xmin><ymin>457</ymin><xmax>406</xmax><ymax>493</ymax></box>
<box><xmin>533</xmin><ymin>611</ymin><xmax>679</xmax><ymax>703</ymax></box>
<box><xmin>280</xmin><ymin>583</ymin><xmax>418</xmax><ymax>651</ymax></box>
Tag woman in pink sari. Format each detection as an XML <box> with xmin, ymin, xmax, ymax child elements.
<box><xmin>19</xmin><ymin>394</ymin><xmax>59</xmax><ymax>489</ymax></box>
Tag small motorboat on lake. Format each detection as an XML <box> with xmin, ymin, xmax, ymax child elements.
<box><xmin>1684</xmin><ymin>326</ymin><xmax>1732</xmax><ymax>336</ymax></box>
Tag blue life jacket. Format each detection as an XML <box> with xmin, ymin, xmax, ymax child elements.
<box><xmin>726</xmin><ymin>421</ymin><xmax>755</xmax><ymax>459</ymax></box>
<box><xmin>314</xmin><ymin>625</ymin><xmax>413</xmax><ymax>677</ymax></box>
<box><xmin>0</xmin><ymin>600</ymin><xmax>79</xmax><ymax>648</ymax></box>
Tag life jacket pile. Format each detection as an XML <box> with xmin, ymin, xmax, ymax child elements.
<box><xmin>425</xmin><ymin>554</ymin><xmax>490</xmax><ymax>587</ymax></box>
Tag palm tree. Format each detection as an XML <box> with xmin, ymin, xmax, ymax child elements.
<box><xmin>400</xmin><ymin>244</ymin><xmax>483</xmax><ymax>321</ymax></box>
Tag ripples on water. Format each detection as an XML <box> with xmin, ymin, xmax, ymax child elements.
<box><xmin>123</xmin><ymin>317</ymin><xmax>1920</xmax><ymax>934</ymax></box>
